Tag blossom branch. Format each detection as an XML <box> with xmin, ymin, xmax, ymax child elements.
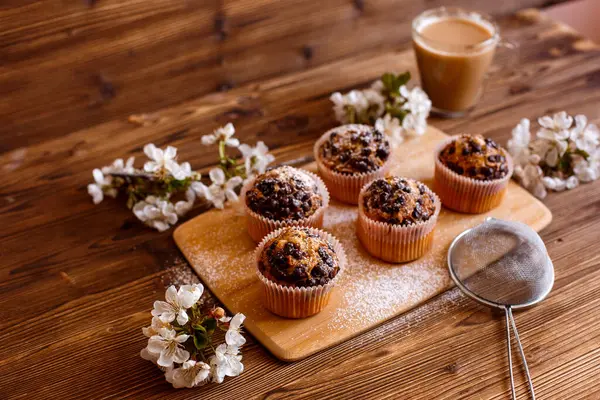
<box><xmin>142</xmin><ymin>283</ymin><xmax>246</xmax><ymax>388</ymax></box>
<box><xmin>87</xmin><ymin>122</ymin><xmax>275</xmax><ymax>231</ymax></box>
<box><xmin>508</xmin><ymin>111</ymin><xmax>599</xmax><ymax>199</ymax></box>
<box><xmin>330</xmin><ymin>71</ymin><xmax>432</xmax><ymax>146</ymax></box>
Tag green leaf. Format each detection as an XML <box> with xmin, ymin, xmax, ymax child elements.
<box><xmin>386</xmin><ymin>105</ymin><xmax>409</xmax><ymax>121</ymax></box>
<box><xmin>192</xmin><ymin>324</ymin><xmax>209</xmax><ymax>350</ymax></box>
<box><xmin>396</xmin><ymin>71</ymin><xmax>411</xmax><ymax>87</ymax></box>
<box><xmin>381</xmin><ymin>71</ymin><xmax>412</xmax><ymax>97</ymax></box>
<box><xmin>193</xmin><ymin>333</ymin><xmax>208</xmax><ymax>350</ymax></box>
<box><xmin>381</xmin><ymin>73</ymin><xmax>396</xmax><ymax>92</ymax></box>
<box><xmin>573</xmin><ymin>148</ymin><xmax>591</xmax><ymax>159</ymax></box>
<box><xmin>202</xmin><ymin>317</ymin><xmax>217</xmax><ymax>334</ymax></box>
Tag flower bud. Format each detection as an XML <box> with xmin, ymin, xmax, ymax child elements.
<box><xmin>213</xmin><ymin>307</ymin><xmax>226</xmax><ymax>320</ymax></box>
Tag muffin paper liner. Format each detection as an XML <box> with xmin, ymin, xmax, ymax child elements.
<box><xmin>356</xmin><ymin>181</ymin><xmax>441</xmax><ymax>263</ymax></box>
<box><xmin>433</xmin><ymin>136</ymin><xmax>514</xmax><ymax>214</ymax></box>
<box><xmin>241</xmin><ymin>169</ymin><xmax>330</xmax><ymax>242</ymax></box>
<box><xmin>255</xmin><ymin>227</ymin><xmax>347</xmax><ymax>319</ymax></box>
<box><xmin>314</xmin><ymin>124</ymin><xmax>392</xmax><ymax>205</ymax></box>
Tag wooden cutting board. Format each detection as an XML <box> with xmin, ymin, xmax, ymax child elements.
<box><xmin>173</xmin><ymin>126</ymin><xmax>552</xmax><ymax>361</ymax></box>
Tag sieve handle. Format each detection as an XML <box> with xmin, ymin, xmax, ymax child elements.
<box><xmin>505</xmin><ymin>309</ymin><xmax>517</xmax><ymax>400</ymax></box>
<box><xmin>505</xmin><ymin>306</ymin><xmax>536</xmax><ymax>400</ymax></box>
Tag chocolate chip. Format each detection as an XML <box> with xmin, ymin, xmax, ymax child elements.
<box><xmin>480</xmin><ymin>167</ymin><xmax>494</xmax><ymax>177</ymax></box>
<box><xmin>470</xmin><ymin>140</ymin><xmax>482</xmax><ymax>153</ymax></box>
<box><xmin>376</xmin><ymin>145</ymin><xmax>390</xmax><ymax>160</ymax></box>
<box><xmin>485</xmin><ymin>138</ymin><xmax>498</xmax><ymax>148</ymax></box>
<box><xmin>339</xmin><ymin>150</ymin><xmax>351</xmax><ymax>162</ymax></box>
<box><xmin>292</xmin><ymin>267</ymin><xmax>308</xmax><ymax>280</ymax></box>
<box><xmin>311</xmin><ymin>264</ymin><xmax>325</xmax><ymax>278</ymax></box>
<box><xmin>318</xmin><ymin>247</ymin><xmax>334</xmax><ymax>267</ymax></box>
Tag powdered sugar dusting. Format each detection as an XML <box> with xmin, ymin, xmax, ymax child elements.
<box><xmin>176</xmin><ymin>203</ymin><xmax>458</xmax><ymax>335</ymax></box>
<box><xmin>324</xmin><ymin>204</ymin><xmax>453</xmax><ymax>331</ymax></box>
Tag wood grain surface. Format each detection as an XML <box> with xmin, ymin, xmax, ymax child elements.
<box><xmin>2</xmin><ymin>2</ymin><xmax>600</xmax><ymax>399</ymax></box>
<box><xmin>173</xmin><ymin>126</ymin><xmax>552</xmax><ymax>362</ymax></box>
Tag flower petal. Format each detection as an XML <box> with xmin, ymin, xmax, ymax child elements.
<box><xmin>164</xmin><ymin>146</ymin><xmax>177</xmax><ymax>161</ymax></box>
<box><xmin>176</xmin><ymin>310</ymin><xmax>189</xmax><ymax>325</ymax></box>
<box><xmin>165</xmin><ymin>286</ymin><xmax>178</xmax><ymax>304</ymax></box>
<box><xmin>209</xmin><ymin>168</ymin><xmax>225</xmax><ymax>185</ymax></box>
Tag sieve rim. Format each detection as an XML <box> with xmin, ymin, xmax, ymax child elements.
<box><xmin>447</xmin><ymin>218</ymin><xmax>555</xmax><ymax>309</ymax></box>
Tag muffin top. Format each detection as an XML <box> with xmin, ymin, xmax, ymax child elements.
<box><xmin>245</xmin><ymin>166</ymin><xmax>323</xmax><ymax>221</ymax></box>
<box><xmin>318</xmin><ymin>125</ymin><xmax>391</xmax><ymax>174</ymax></box>
<box><xmin>258</xmin><ymin>228</ymin><xmax>340</xmax><ymax>288</ymax></box>
<box><xmin>362</xmin><ymin>177</ymin><xmax>437</xmax><ymax>226</ymax></box>
<box><xmin>438</xmin><ymin>134</ymin><xmax>509</xmax><ymax>180</ymax></box>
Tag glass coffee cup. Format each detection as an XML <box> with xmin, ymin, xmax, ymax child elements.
<box><xmin>412</xmin><ymin>7</ymin><xmax>501</xmax><ymax>118</ymax></box>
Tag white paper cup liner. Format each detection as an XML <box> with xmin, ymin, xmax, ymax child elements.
<box><xmin>255</xmin><ymin>227</ymin><xmax>347</xmax><ymax>318</ymax></box>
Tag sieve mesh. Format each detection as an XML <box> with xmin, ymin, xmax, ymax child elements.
<box><xmin>448</xmin><ymin>218</ymin><xmax>554</xmax><ymax>308</ymax></box>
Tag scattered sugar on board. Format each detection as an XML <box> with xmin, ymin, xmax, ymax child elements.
<box><xmin>179</xmin><ymin>203</ymin><xmax>469</xmax><ymax>339</ymax></box>
<box><xmin>324</xmin><ymin>205</ymin><xmax>453</xmax><ymax>331</ymax></box>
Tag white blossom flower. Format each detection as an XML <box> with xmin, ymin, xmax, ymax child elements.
<box><xmin>401</xmin><ymin>112</ymin><xmax>428</xmax><ymax>136</ymax></box>
<box><xmin>174</xmin><ymin>188</ymin><xmax>196</xmax><ymax>217</ymax></box>
<box><xmin>146</xmin><ymin>328</ymin><xmax>190</xmax><ymax>369</ymax></box>
<box><xmin>330</xmin><ymin>90</ymin><xmax>369</xmax><ymax>124</ymax></box>
<box><xmin>570</xmin><ymin>115</ymin><xmax>600</xmax><ymax>155</ymax></box>
<box><xmin>363</xmin><ymin>88</ymin><xmax>386</xmax><ymax>118</ymax></box>
<box><xmin>191</xmin><ymin>180</ymin><xmax>210</xmax><ymax>199</ymax></box>
<box><xmin>210</xmin><ymin>344</ymin><xmax>244</xmax><ymax>383</ymax></box>
<box><xmin>140</xmin><ymin>348</ymin><xmax>162</xmax><ymax>366</ymax></box>
<box><xmin>238</xmin><ymin>141</ymin><xmax>275</xmax><ymax>178</ymax></box>
<box><xmin>542</xmin><ymin>176</ymin><xmax>566</xmax><ymax>191</ymax></box>
<box><xmin>201</xmin><ymin>123</ymin><xmax>239</xmax><ymax>147</ymax></box>
<box><xmin>375</xmin><ymin>114</ymin><xmax>403</xmax><ymax>146</ymax></box>
<box><xmin>508</xmin><ymin>118</ymin><xmax>532</xmax><ymax>165</ymax></box>
<box><xmin>133</xmin><ymin>196</ymin><xmax>178</xmax><ymax>232</ymax></box>
<box><xmin>537</xmin><ymin>111</ymin><xmax>572</xmax><ymax>142</ymax></box>
<box><xmin>203</xmin><ymin>168</ymin><xmax>243</xmax><ymax>209</ymax></box>
<box><xmin>400</xmin><ymin>85</ymin><xmax>432</xmax><ymax>116</ymax></box>
<box><xmin>370</xmin><ymin>79</ymin><xmax>384</xmax><ymax>92</ymax></box>
<box><xmin>142</xmin><ymin>316</ymin><xmax>172</xmax><ymax>338</ymax></box>
<box><xmin>143</xmin><ymin>144</ymin><xmax>184</xmax><ymax>178</ymax></box>
<box><xmin>543</xmin><ymin>141</ymin><xmax>568</xmax><ymax>168</ymax></box>
<box><xmin>565</xmin><ymin>175</ymin><xmax>579</xmax><ymax>189</ymax></box>
<box><xmin>573</xmin><ymin>149</ymin><xmax>600</xmax><ymax>182</ymax></box>
<box><xmin>171</xmin><ymin>161</ymin><xmax>193</xmax><ymax>180</ymax></box>
<box><xmin>101</xmin><ymin>156</ymin><xmax>136</xmax><ymax>175</ymax></box>
<box><xmin>165</xmin><ymin>360</ymin><xmax>211</xmax><ymax>389</ymax></box>
<box><xmin>514</xmin><ymin>163</ymin><xmax>547</xmax><ymax>199</ymax></box>
<box><xmin>151</xmin><ymin>284</ymin><xmax>204</xmax><ymax>326</ymax></box>
<box><xmin>87</xmin><ymin>169</ymin><xmax>117</xmax><ymax>204</ymax></box>
<box><xmin>225</xmin><ymin>313</ymin><xmax>246</xmax><ymax>347</ymax></box>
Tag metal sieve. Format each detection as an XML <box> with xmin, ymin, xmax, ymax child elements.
<box><xmin>448</xmin><ymin>217</ymin><xmax>554</xmax><ymax>400</ymax></box>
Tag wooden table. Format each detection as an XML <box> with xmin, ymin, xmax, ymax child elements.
<box><xmin>2</xmin><ymin>3</ymin><xmax>599</xmax><ymax>399</ymax></box>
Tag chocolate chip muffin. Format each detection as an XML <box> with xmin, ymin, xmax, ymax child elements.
<box><xmin>362</xmin><ymin>177</ymin><xmax>437</xmax><ymax>226</ymax></box>
<box><xmin>438</xmin><ymin>134</ymin><xmax>509</xmax><ymax>180</ymax></box>
<box><xmin>318</xmin><ymin>125</ymin><xmax>390</xmax><ymax>174</ymax></box>
<box><xmin>258</xmin><ymin>228</ymin><xmax>340</xmax><ymax>288</ymax></box>
<box><xmin>245</xmin><ymin>166</ymin><xmax>323</xmax><ymax>221</ymax></box>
